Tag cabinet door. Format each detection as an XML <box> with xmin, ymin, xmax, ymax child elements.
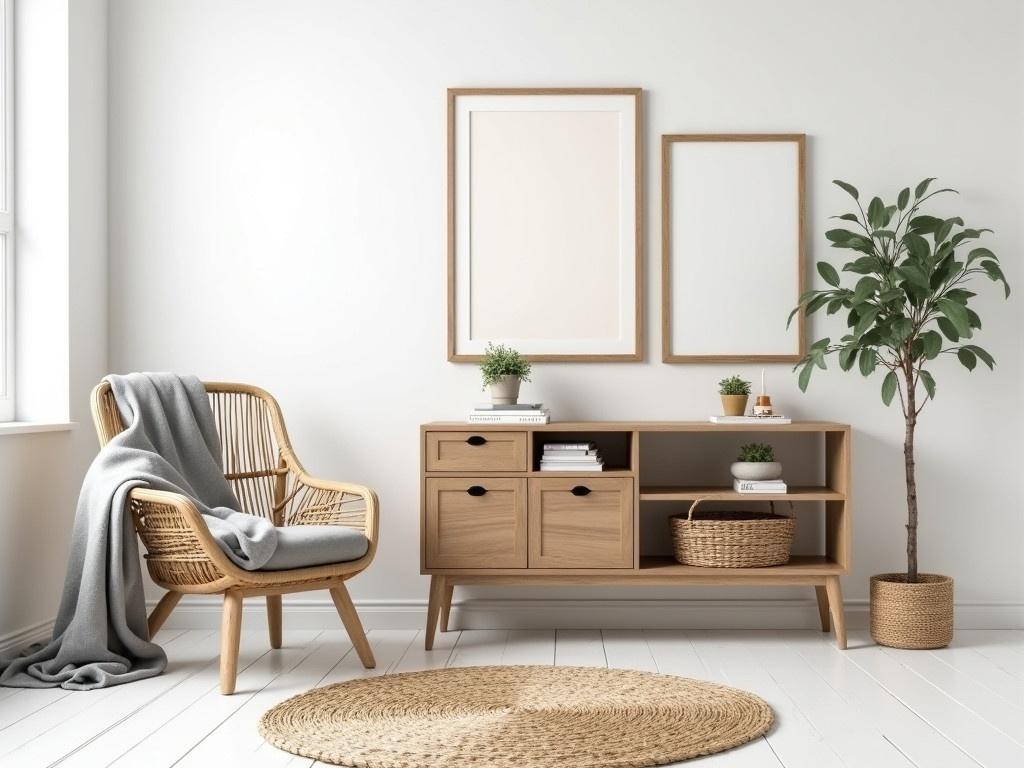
<box><xmin>528</xmin><ymin>478</ymin><xmax>633</xmax><ymax>568</ymax></box>
<box><xmin>425</xmin><ymin>478</ymin><xmax>527</xmax><ymax>569</ymax></box>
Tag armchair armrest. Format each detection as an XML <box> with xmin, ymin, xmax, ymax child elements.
<box><xmin>283</xmin><ymin>473</ymin><xmax>380</xmax><ymax>548</ymax></box>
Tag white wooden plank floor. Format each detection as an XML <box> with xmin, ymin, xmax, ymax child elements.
<box><xmin>0</xmin><ymin>627</ymin><xmax>1021</xmax><ymax>767</ymax></box>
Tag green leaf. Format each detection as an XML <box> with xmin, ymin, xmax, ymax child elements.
<box><xmin>934</xmin><ymin>219</ymin><xmax>954</xmax><ymax>245</ymax></box>
<box><xmin>921</xmin><ymin>330</ymin><xmax>942</xmax><ymax>359</ymax></box>
<box><xmin>817</xmin><ymin>261</ymin><xmax>840</xmax><ymax>287</ymax></box>
<box><xmin>897</xmin><ymin>263</ymin><xmax>930</xmax><ymax>290</ymax></box>
<box><xmin>878</xmin><ymin>288</ymin><xmax>905</xmax><ymax>304</ymax></box>
<box><xmin>859</xmin><ymin>348</ymin><xmax>876</xmax><ymax>376</ymax></box>
<box><xmin>914</xmin><ymin>177</ymin><xmax>936</xmax><ymax>199</ymax></box>
<box><xmin>833</xmin><ymin>213</ymin><xmax>860</xmax><ymax>223</ymax></box>
<box><xmin>881</xmin><ymin>371</ymin><xmax>898</xmax><ymax>406</ymax></box>
<box><xmin>897</xmin><ymin>187</ymin><xmax>910</xmax><ymax>210</ymax></box>
<box><xmin>805</xmin><ymin>293</ymin><xmax>832</xmax><ymax>316</ymax></box>
<box><xmin>854</xmin><ymin>306</ymin><xmax>880</xmax><ymax>337</ymax></box>
<box><xmin>867</xmin><ymin>197</ymin><xmax>884</xmax><ymax>230</ymax></box>
<box><xmin>967</xmin><ymin>247</ymin><xmax>996</xmax><ymax>264</ymax></box>
<box><xmin>909</xmin><ymin>215</ymin><xmax>942</xmax><ymax>234</ymax></box>
<box><xmin>891</xmin><ymin>317</ymin><xmax>914</xmax><ymax>343</ymax></box>
<box><xmin>786</xmin><ymin>304</ymin><xmax>801</xmax><ymax>329</ymax></box>
<box><xmin>871</xmin><ymin>229</ymin><xmax>896</xmax><ymax>240</ymax></box>
<box><xmin>962</xmin><ymin>344</ymin><xmax>995</xmax><ymax>369</ymax></box>
<box><xmin>827</xmin><ymin>297</ymin><xmax>846</xmax><ymax>315</ymax></box>
<box><xmin>844</xmin><ymin>256</ymin><xmax>883</xmax><ymax>274</ymax></box>
<box><xmin>936</xmin><ymin>298</ymin><xmax>972</xmax><ymax>337</ymax></box>
<box><xmin>833</xmin><ymin>179</ymin><xmax>859</xmax><ymax>200</ymax></box>
<box><xmin>882</xmin><ymin>206</ymin><xmax>898</xmax><ymax>228</ymax></box>
<box><xmin>810</xmin><ymin>336</ymin><xmax>831</xmax><ymax>351</ymax></box>
<box><xmin>966</xmin><ymin>308</ymin><xmax>982</xmax><ymax>329</ymax></box>
<box><xmin>798</xmin><ymin>361</ymin><xmax>814</xmax><ymax>391</ymax></box>
<box><xmin>853</xmin><ymin>276</ymin><xmax>880</xmax><ymax>304</ymax></box>
<box><xmin>825</xmin><ymin>228</ymin><xmax>859</xmax><ymax>243</ymax></box>
<box><xmin>919</xmin><ymin>369</ymin><xmax>936</xmax><ymax>399</ymax></box>
<box><xmin>981</xmin><ymin>260</ymin><xmax>1011</xmax><ymax>297</ymax></box>
<box><xmin>838</xmin><ymin>346</ymin><xmax>858</xmax><ymax>371</ymax></box>
<box><xmin>903</xmin><ymin>232</ymin><xmax>930</xmax><ymax>260</ymax></box>
<box><xmin>958</xmin><ymin>347</ymin><xmax>977</xmax><ymax>371</ymax></box>
<box><xmin>936</xmin><ymin>316</ymin><xmax>960</xmax><ymax>342</ymax></box>
<box><xmin>944</xmin><ymin>288</ymin><xmax>976</xmax><ymax>304</ymax></box>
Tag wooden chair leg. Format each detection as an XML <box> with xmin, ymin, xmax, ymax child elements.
<box><xmin>814</xmin><ymin>585</ymin><xmax>830</xmax><ymax>632</ymax></box>
<box><xmin>267</xmin><ymin>594</ymin><xmax>282</xmax><ymax>649</ymax></box>
<box><xmin>425</xmin><ymin>575</ymin><xmax>445</xmax><ymax>651</ymax></box>
<box><xmin>220</xmin><ymin>591</ymin><xmax>243</xmax><ymax>694</ymax></box>
<box><xmin>147</xmin><ymin>591</ymin><xmax>182</xmax><ymax>638</ymax></box>
<box><xmin>824</xmin><ymin>576</ymin><xmax>847</xmax><ymax>650</ymax></box>
<box><xmin>439</xmin><ymin>582</ymin><xmax>455</xmax><ymax>633</ymax></box>
<box><xmin>330</xmin><ymin>584</ymin><xmax>375</xmax><ymax>669</ymax></box>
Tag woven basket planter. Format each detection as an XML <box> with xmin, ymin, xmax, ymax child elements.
<box><xmin>670</xmin><ymin>498</ymin><xmax>795</xmax><ymax>568</ymax></box>
<box><xmin>870</xmin><ymin>573</ymin><xmax>954</xmax><ymax>649</ymax></box>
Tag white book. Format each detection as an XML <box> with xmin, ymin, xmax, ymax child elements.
<box><xmin>540</xmin><ymin>455</ymin><xmax>601</xmax><ymax>462</ymax></box>
<box><xmin>709</xmin><ymin>415</ymin><xmax>792</xmax><ymax>425</ymax></box>
<box><xmin>542</xmin><ymin>442</ymin><xmax>595</xmax><ymax>450</ymax></box>
<box><xmin>542</xmin><ymin>449</ymin><xmax>597</xmax><ymax>457</ymax></box>
<box><xmin>468</xmin><ymin>411</ymin><xmax>550</xmax><ymax>424</ymax></box>
<box><xmin>734</xmin><ymin>478</ymin><xmax>788</xmax><ymax>493</ymax></box>
<box><xmin>539</xmin><ymin>463</ymin><xmax>605</xmax><ymax>472</ymax></box>
<box><xmin>473</xmin><ymin>403</ymin><xmax>544</xmax><ymax>411</ymax></box>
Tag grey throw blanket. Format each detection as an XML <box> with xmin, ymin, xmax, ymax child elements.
<box><xmin>0</xmin><ymin>373</ymin><xmax>278</xmax><ymax>690</ymax></box>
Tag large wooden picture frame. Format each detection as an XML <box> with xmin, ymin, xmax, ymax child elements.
<box><xmin>448</xmin><ymin>88</ymin><xmax>643</xmax><ymax>362</ymax></box>
<box><xmin>662</xmin><ymin>134</ymin><xmax>806</xmax><ymax>363</ymax></box>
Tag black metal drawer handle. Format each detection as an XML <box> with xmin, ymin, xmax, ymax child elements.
<box><xmin>570</xmin><ymin>486</ymin><xmax>591</xmax><ymax>496</ymax></box>
<box><xmin>467</xmin><ymin>485</ymin><xmax>487</xmax><ymax>496</ymax></box>
<box><xmin>465</xmin><ymin>435</ymin><xmax>488</xmax><ymax>446</ymax></box>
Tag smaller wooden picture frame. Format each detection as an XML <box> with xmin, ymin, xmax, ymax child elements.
<box><xmin>662</xmin><ymin>134</ymin><xmax>806</xmax><ymax>363</ymax></box>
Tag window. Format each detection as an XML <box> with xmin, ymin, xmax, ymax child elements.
<box><xmin>0</xmin><ymin>0</ymin><xmax>12</xmax><ymax>421</ymax></box>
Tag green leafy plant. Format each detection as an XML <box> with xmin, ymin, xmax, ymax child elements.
<box><xmin>737</xmin><ymin>443</ymin><xmax>775</xmax><ymax>463</ymax></box>
<box><xmin>479</xmin><ymin>342</ymin><xmax>532</xmax><ymax>389</ymax></box>
<box><xmin>789</xmin><ymin>178</ymin><xmax>1010</xmax><ymax>583</ymax></box>
<box><xmin>719</xmin><ymin>375</ymin><xmax>752</xmax><ymax>396</ymax></box>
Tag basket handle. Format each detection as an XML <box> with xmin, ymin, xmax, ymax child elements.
<box><xmin>686</xmin><ymin>494</ymin><xmax>796</xmax><ymax>522</ymax></box>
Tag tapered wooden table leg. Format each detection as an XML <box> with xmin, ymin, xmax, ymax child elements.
<box><xmin>824</xmin><ymin>576</ymin><xmax>846</xmax><ymax>649</ymax></box>
<box><xmin>267</xmin><ymin>594</ymin><xmax>283</xmax><ymax>649</ymax></box>
<box><xmin>439</xmin><ymin>582</ymin><xmax>455</xmax><ymax>632</ymax></box>
<box><xmin>330</xmin><ymin>584</ymin><xmax>375</xmax><ymax>669</ymax></box>
<box><xmin>814</xmin><ymin>585</ymin><xmax>830</xmax><ymax>632</ymax></box>
<box><xmin>220</xmin><ymin>591</ymin><xmax>243</xmax><ymax>694</ymax></box>
<box><xmin>425</xmin><ymin>575</ymin><xmax>445</xmax><ymax>650</ymax></box>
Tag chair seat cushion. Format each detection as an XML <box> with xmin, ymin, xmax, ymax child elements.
<box><xmin>259</xmin><ymin>525</ymin><xmax>370</xmax><ymax>571</ymax></box>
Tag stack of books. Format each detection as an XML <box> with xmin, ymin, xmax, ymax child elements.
<box><xmin>467</xmin><ymin>403</ymin><xmax>550</xmax><ymax>424</ymax></box>
<box><xmin>709</xmin><ymin>414</ymin><xmax>792</xmax><ymax>424</ymax></box>
<box><xmin>733</xmin><ymin>478</ymin><xmax>788</xmax><ymax>494</ymax></box>
<box><xmin>540</xmin><ymin>442</ymin><xmax>604</xmax><ymax>472</ymax></box>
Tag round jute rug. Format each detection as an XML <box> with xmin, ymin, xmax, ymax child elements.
<box><xmin>259</xmin><ymin>665</ymin><xmax>773</xmax><ymax>767</ymax></box>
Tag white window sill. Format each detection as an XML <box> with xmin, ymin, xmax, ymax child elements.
<box><xmin>0</xmin><ymin>421</ymin><xmax>78</xmax><ymax>436</ymax></box>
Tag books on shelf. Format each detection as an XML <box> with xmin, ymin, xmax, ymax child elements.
<box><xmin>734</xmin><ymin>478</ymin><xmax>788</xmax><ymax>494</ymax></box>
<box><xmin>473</xmin><ymin>403</ymin><xmax>544</xmax><ymax>411</ymax></box>
<box><xmin>709</xmin><ymin>415</ymin><xmax>792</xmax><ymax>425</ymax></box>
<box><xmin>540</xmin><ymin>441</ymin><xmax>604</xmax><ymax>472</ymax></box>
<box><xmin>468</xmin><ymin>409</ymin><xmax>550</xmax><ymax>424</ymax></box>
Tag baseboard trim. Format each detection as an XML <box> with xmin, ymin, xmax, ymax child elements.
<box><xmin>0</xmin><ymin>617</ymin><xmax>55</xmax><ymax>656</ymax></box>
<box><xmin>154</xmin><ymin>596</ymin><xmax>1024</xmax><ymax>631</ymax></box>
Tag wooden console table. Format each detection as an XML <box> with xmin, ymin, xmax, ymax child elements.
<box><xmin>420</xmin><ymin>421</ymin><xmax>850</xmax><ymax>649</ymax></box>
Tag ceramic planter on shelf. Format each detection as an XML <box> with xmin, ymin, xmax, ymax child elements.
<box><xmin>488</xmin><ymin>375</ymin><xmax>521</xmax><ymax>405</ymax></box>
<box><xmin>720</xmin><ymin>394</ymin><xmax>748</xmax><ymax>416</ymax></box>
<box><xmin>730</xmin><ymin>461</ymin><xmax>783</xmax><ymax>481</ymax></box>
<box><xmin>870</xmin><ymin>573</ymin><xmax>954</xmax><ymax>649</ymax></box>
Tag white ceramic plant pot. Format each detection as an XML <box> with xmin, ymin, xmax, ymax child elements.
<box><xmin>731</xmin><ymin>461</ymin><xmax>783</xmax><ymax>481</ymax></box>
<box><xmin>489</xmin><ymin>375</ymin><xmax>521</xmax><ymax>405</ymax></box>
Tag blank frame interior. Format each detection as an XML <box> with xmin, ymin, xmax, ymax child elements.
<box><xmin>662</xmin><ymin>134</ymin><xmax>805</xmax><ymax>362</ymax></box>
<box><xmin>448</xmin><ymin>89</ymin><xmax>642</xmax><ymax>361</ymax></box>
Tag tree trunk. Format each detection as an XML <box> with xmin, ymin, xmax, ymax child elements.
<box><xmin>903</xmin><ymin>369</ymin><xmax>919</xmax><ymax>584</ymax></box>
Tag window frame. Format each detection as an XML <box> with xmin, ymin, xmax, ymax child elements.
<box><xmin>0</xmin><ymin>0</ymin><xmax>13</xmax><ymax>422</ymax></box>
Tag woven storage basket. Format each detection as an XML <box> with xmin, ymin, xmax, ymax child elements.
<box><xmin>670</xmin><ymin>496</ymin><xmax>795</xmax><ymax>568</ymax></box>
<box><xmin>870</xmin><ymin>573</ymin><xmax>954</xmax><ymax>649</ymax></box>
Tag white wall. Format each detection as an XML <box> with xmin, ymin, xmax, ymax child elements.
<box><xmin>107</xmin><ymin>0</ymin><xmax>1024</xmax><ymax>627</ymax></box>
<box><xmin>0</xmin><ymin>0</ymin><xmax>108</xmax><ymax>648</ymax></box>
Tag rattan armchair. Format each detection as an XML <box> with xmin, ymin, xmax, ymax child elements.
<box><xmin>90</xmin><ymin>381</ymin><xmax>379</xmax><ymax>694</ymax></box>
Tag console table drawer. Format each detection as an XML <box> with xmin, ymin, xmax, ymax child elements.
<box><xmin>425</xmin><ymin>431</ymin><xmax>528</xmax><ymax>472</ymax></box>
<box><xmin>528</xmin><ymin>478</ymin><xmax>633</xmax><ymax>569</ymax></box>
<box><xmin>425</xmin><ymin>478</ymin><xmax>527</xmax><ymax>569</ymax></box>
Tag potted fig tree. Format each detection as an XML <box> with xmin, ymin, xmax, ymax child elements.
<box><xmin>480</xmin><ymin>342</ymin><xmax>532</xmax><ymax>405</ymax></box>
<box><xmin>790</xmin><ymin>178</ymin><xmax>1010</xmax><ymax>649</ymax></box>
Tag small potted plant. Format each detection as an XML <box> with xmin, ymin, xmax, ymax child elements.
<box><xmin>718</xmin><ymin>375</ymin><xmax>751</xmax><ymax>416</ymax></box>
<box><xmin>480</xmin><ymin>342</ymin><xmax>532</xmax><ymax>405</ymax></box>
<box><xmin>731</xmin><ymin>442</ymin><xmax>783</xmax><ymax>481</ymax></box>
